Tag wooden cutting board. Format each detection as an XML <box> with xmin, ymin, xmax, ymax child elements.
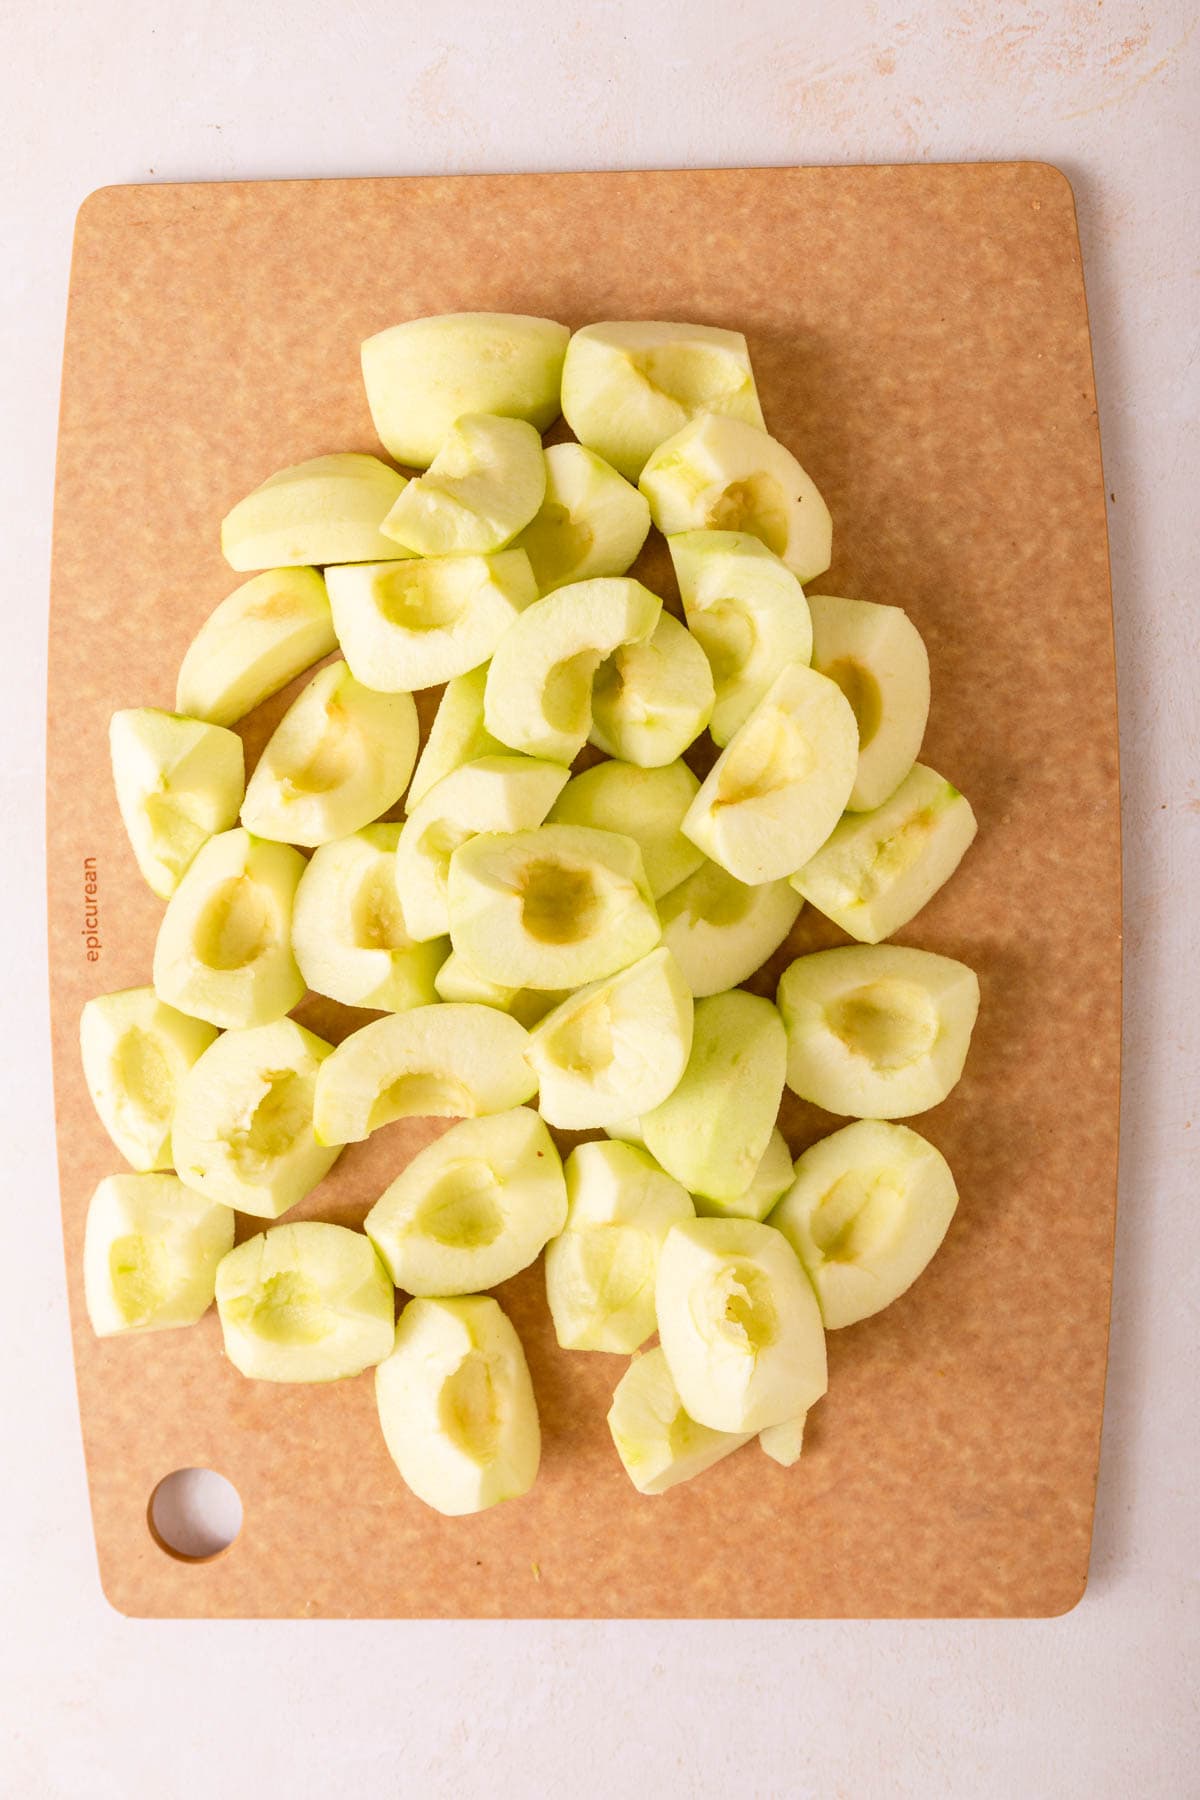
<box><xmin>47</xmin><ymin>165</ymin><xmax>1120</xmax><ymax>1619</ymax></box>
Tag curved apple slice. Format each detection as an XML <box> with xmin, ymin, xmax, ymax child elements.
<box><xmin>84</xmin><ymin>1172</ymin><xmax>234</xmax><ymax>1337</ymax></box>
<box><xmin>215</xmin><ymin>1221</ymin><xmax>394</xmax><ymax>1383</ymax></box>
<box><xmin>80</xmin><ymin>987</ymin><xmax>217</xmax><ymax>1172</ymax></box>
<box><xmin>549</xmin><ymin>758</ymin><xmax>703</xmax><ymax>899</ymax></box>
<box><xmin>176</xmin><ymin>567</ymin><xmax>336</xmax><ymax>728</ymax></box>
<box><xmin>607</xmin><ymin>1345</ymin><xmax>752</xmax><ymax>1494</ymax></box>
<box><xmin>379</xmin><ymin>414</ymin><xmax>546</xmax><ymax>555</ymax></box>
<box><xmin>292</xmin><ymin>823</ymin><xmax>446</xmax><ymax>1012</ymax></box>
<box><xmin>658</xmin><ymin>859</ymin><xmax>801</xmax><ymax>998</ymax></box>
<box><xmin>692</xmin><ymin>1127</ymin><xmax>794</xmax><ymax>1223</ymax></box>
<box><xmin>221</xmin><ymin>453</ymin><xmax>411</xmax><ymax>571</ymax></box>
<box><xmin>588</xmin><ymin>612</ymin><xmax>715</xmax><ymax>767</ymax></box>
<box><xmin>807</xmin><ymin>593</ymin><xmax>931</xmax><ymax>811</ymax></box>
<box><xmin>513</xmin><ymin>441</ymin><xmax>650</xmax><ymax>591</ymax></box>
<box><xmin>407</xmin><ymin>665</ymin><xmax>504</xmax><ymax>808</ymax></box>
<box><xmin>110</xmin><ymin>708</ymin><xmax>244</xmax><ymax>899</ymax></box>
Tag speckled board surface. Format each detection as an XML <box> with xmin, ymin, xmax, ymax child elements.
<box><xmin>47</xmin><ymin>165</ymin><xmax>1119</xmax><ymax>1619</ymax></box>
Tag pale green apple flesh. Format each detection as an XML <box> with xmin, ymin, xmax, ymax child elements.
<box><xmin>431</xmin><ymin>951</ymin><xmax>567</xmax><ymax>1028</ymax></box>
<box><xmin>153</xmin><ymin>827</ymin><xmax>306</xmax><ymax>1028</ymax></box>
<box><xmin>606</xmin><ymin>1116</ymin><xmax>646</xmax><ymax>1147</ymax></box>
<box><xmin>807</xmin><ymin>593</ymin><xmax>931</xmax><ymax>811</ymax></box>
<box><xmin>483</xmin><ymin>577</ymin><xmax>661</xmax><ymax>762</ymax></box>
<box><xmin>312</xmin><ymin>1003</ymin><xmax>537</xmax><ymax>1145</ymax></box>
<box><xmin>545</xmin><ymin>1140</ymin><xmax>694</xmax><ymax>1354</ymax></box>
<box><xmin>641</xmin><ymin>990</ymin><xmax>786</xmax><ymax>1202</ymax></box>
<box><xmin>84</xmin><ymin>1172</ymin><xmax>234</xmax><ymax>1337</ymax></box>
<box><xmin>526</xmin><ymin>946</ymin><xmax>694</xmax><ymax>1130</ymax></box>
<box><xmin>658</xmin><ymin>859</ymin><xmax>802</xmax><ymax>997</ymax></box>
<box><xmin>447</xmin><ymin>823</ymin><xmax>661</xmax><ymax>990</ymax></box>
<box><xmin>607</xmin><ymin>1345</ymin><xmax>753</xmax><ymax>1494</ymax></box>
<box><xmin>513</xmin><ymin>441</ymin><xmax>650</xmax><ymax>590</ymax></box>
<box><xmin>777</xmin><ymin>945</ymin><xmax>981</xmax><ymax>1118</ymax></box>
<box><xmin>221</xmin><ymin>453</ymin><xmax>411</xmax><ymax>571</ymax></box>
<box><xmin>291</xmin><ymin>823</ymin><xmax>448</xmax><ymax>1012</ymax></box>
<box><xmin>171</xmin><ymin>1019</ymin><xmax>341</xmax><ymax>1219</ymax></box>
<box><xmin>549</xmin><ymin>758</ymin><xmax>704</xmax><ymax>899</ymax></box>
<box><xmin>110</xmin><ymin>708</ymin><xmax>244</xmax><ymax>899</ymax></box>
<box><xmin>561</xmin><ymin>322</ymin><xmax>765</xmax><ymax>481</ymax></box>
<box><xmin>375</xmin><ymin>1294</ymin><xmax>540</xmax><ymax>1515</ymax></box>
<box><xmin>176</xmin><ymin>567</ymin><xmax>337</xmax><ymax>728</ymax></box>
<box><xmin>770</xmin><ymin>1118</ymin><xmax>959</xmax><ymax>1328</ymax></box>
<box><xmin>668</xmin><ymin>529</ymin><xmax>813</xmax><ymax>744</ymax></box>
<box><xmin>407</xmin><ymin>665</ymin><xmax>504</xmax><ymax>807</ymax></box>
<box><xmin>325</xmin><ymin>549</ymin><xmax>536</xmax><ymax>693</ymax></box>
<box><xmin>365</xmin><ymin>1106</ymin><xmax>565</xmax><ymax>1295</ymax></box>
<box><xmin>682</xmin><ymin>663</ymin><xmax>858</xmax><ymax>884</ymax></box>
<box><xmin>240</xmin><ymin>661</ymin><xmax>418</xmax><ymax>848</ymax></box>
<box><xmin>215</xmin><ymin>1221</ymin><xmax>394</xmax><ymax>1383</ymax></box>
<box><xmin>395</xmin><ymin>754</ymin><xmax>569</xmax><ymax>942</ymax></box>
<box><xmin>361</xmin><ymin>311</ymin><xmax>569</xmax><ymax>468</ymax></box>
<box><xmin>379</xmin><ymin>414</ymin><xmax>546</xmax><ymax>555</ymax></box>
<box><xmin>759</xmin><ymin>1411</ymin><xmax>807</xmax><ymax>1467</ymax></box>
<box><xmin>656</xmin><ymin>1217</ymin><xmax>827</xmax><ymax>1432</ymax></box>
<box><xmin>693</xmin><ymin>1127</ymin><xmax>794</xmax><ymax>1222</ymax></box>
<box><xmin>791</xmin><ymin>763</ymin><xmax>977</xmax><ymax>943</ymax></box>
<box><xmin>79</xmin><ymin>987</ymin><xmax>217</xmax><ymax>1172</ymax></box>
<box><xmin>589</xmin><ymin>612</ymin><xmax>715</xmax><ymax>767</ymax></box>
<box><xmin>640</xmin><ymin>415</ymin><xmax>832</xmax><ymax>582</ymax></box>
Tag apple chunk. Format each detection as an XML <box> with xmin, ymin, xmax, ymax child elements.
<box><xmin>484</xmin><ymin>576</ymin><xmax>661</xmax><ymax>763</ymax></box>
<box><xmin>513</xmin><ymin>441</ymin><xmax>650</xmax><ymax>591</ymax></box>
<box><xmin>561</xmin><ymin>321</ymin><xmax>765</xmax><ymax>480</ymax></box>
<box><xmin>325</xmin><ymin>550</ymin><xmax>537</xmax><ymax>693</ymax></box>
<box><xmin>682</xmin><ymin>663</ymin><xmax>858</xmax><ymax>884</ymax></box>
<box><xmin>361</xmin><ymin>311</ymin><xmax>568</xmax><ymax>468</ymax></box>
<box><xmin>777</xmin><ymin>944</ymin><xmax>980</xmax><ymax>1118</ymax></box>
<box><xmin>312</xmin><ymin>1003</ymin><xmax>537</xmax><ymax>1146</ymax></box>
<box><xmin>549</xmin><ymin>758</ymin><xmax>704</xmax><ymax>899</ymax></box>
<box><xmin>365</xmin><ymin>1107</ymin><xmax>565</xmax><ymax>1295</ymax></box>
<box><xmin>292</xmin><ymin>823</ymin><xmax>447</xmax><ymax>1012</ymax></box>
<box><xmin>221</xmin><ymin>453</ymin><xmax>411</xmax><ymax>571</ymax></box>
<box><xmin>545</xmin><ymin>1140</ymin><xmax>694</xmax><ymax>1354</ymax></box>
<box><xmin>432</xmin><ymin>950</ymin><xmax>566</xmax><ymax>1028</ymax></box>
<box><xmin>693</xmin><ymin>1127</ymin><xmax>794</xmax><ymax>1222</ymax></box>
<box><xmin>240</xmin><ymin>661</ymin><xmax>418</xmax><ymax>848</ymax></box>
<box><xmin>589</xmin><ymin>612</ymin><xmax>715</xmax><ymax>767</ymax></box>
<box><xmin>407</xmin><ymin>665</ymin><xmax>504</xmax><ymax>808</ymax></box>
<box><xmin>807</xmin><ymin>593</ymin><xmax>931</xmax><ymax>811</ymax></box>
<box><xmin>791</xmin><ymin>763</ymin><xmax>978</xmax><ymax>943</ymax></box>
<box><xmin>153</xmin><ymin>827</ymin><xmax>305</xmax><ymax>1029</ymax></box>
<box><xmin>658</xmin><ymin>859</ymin><xmax>802</xmax><ymax>997</ymax></box>
<box><xmin>79</xmin><ymin>987</ymin><xmax>217</xmax><ymax>1172</ymax></box>
<box><xmin>375</xmin><ymin>1295</ymin><xmax>540</xmax><ymax>1516</ymax></box>
<box><xmin>669</xmin><ymin>529</ymin><xmax>813</xmax><ymax>745</ymax></box>
<box><xmin>770</xmin><ymin>1118</ymin><xmax>959</xmax><ymax>1328</ymax></box>
<box><xmin>176</xmin><ymin>567</ymin><xmax>336</xmax><ymax>728</ymax></box>
<box><xmin>640</xmin><ymin>415</ymin><xmax>832</xmax><ymax>582</ymax></box>
<box><xmin>84</xmin><ymin>1173</ymin><xmax>234</xmax><ymax>1337</ymax></box>
<box><xmin>171</xmin><ymin>1019</ymin><xmax>341</xmax><ymax>1219</ymax></box>
<box><xmin>379</xmin><ymin>414</ymin><xmax>546</xmax><ymax>555</ymax></box>
<box><xmin>215</xmin><ymin>1221</ymin><xmax>394</xmax><ymax>1383</ymax></box>
<box><xmin>447</xmin><ymin>823</ymin><xmax>661</xmax><ymax>991</ymax></box>
<box><xmin>759</xmin><ymin>1412</ymin><xmax>807</xmax><ymax>1467</ymax></box>
<box><xmin>607</xmin><ymin>1345</ymin><xmax>753</xmax><ymax>1494</ymax></box>
<box><xmin>110</xmin><ymin>708</ymin><xmax>244</xmax><ymax>899</ymax></box>
<box><xmin>526</xmin><ymin>946</ymin><xmax>694</xmax><ymax>1130</ymax></box>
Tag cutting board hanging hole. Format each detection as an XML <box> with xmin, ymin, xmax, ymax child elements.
<box><xmin>147</xmin><ymin>1468</ymin><xmax>242</xmax><ymax>1562</ymax></box>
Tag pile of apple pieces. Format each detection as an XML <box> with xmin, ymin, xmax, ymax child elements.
<box><xmin>81</xmin><ymin>313</ymin><xmax>981</xmax><ymax>1518</ymax></box>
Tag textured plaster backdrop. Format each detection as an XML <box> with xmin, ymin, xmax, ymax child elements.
<box><xmin>2</xmin><ymin>2</ymin><xmax>1196</xmax><ymax>1796</ymax></box>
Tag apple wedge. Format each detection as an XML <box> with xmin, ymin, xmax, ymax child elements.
<box><xmin>526</xmin><ymin>946</ymin><xmax>694</xmax><ymax>1130</ymax></box>
<box><xmin>777</xmin><ymin>945</ymin><xmax>981</xmax><ymax>1118</ymax></box>
<box><xmin>513</xmin><ymin>441</ymin><xmax>650</xmax><ymax>590</ymax></box>
<box><xmin>692</xmin><ymin>1127</ymin><xmax>794</xmax><ymax>1222</ymax></box>
<box><xmin>215</xmin><ymin>1221</ymin><xmax>394</xmax><ymax>1383</ymax></box>
<box><xmin>791</xmin><ymin>763</ymin><xmax>978</xmax><ymax>943</ymax></box>
<box><xmin>375</xmin><ymin>1295</ymin><xmax>540</xmax><ymax>1515</ymax></box>
<box><xmin>221</xmin><ymin>453</ymin><xmax>411</xmax><ymax>571</ymax></box>
<box><xmin>365</xmin><ymin>1107</ymin><xmax>565</xmax><ymax>1295</ymax></box>
<box><xmin>395</xmin><ymin>754</ymin><xmax>569</xmax><ymax>943</ymax></box>
<box><xmin>658</xmin><ymin>859</ymin><xmax>802</xmax><ymax>997</ymax></box>
<box><xmin>378</xmin><ymin>414</ymin><xmax>546</xmax><ymax>555</ymax></box>
<box><xmin>83</xmin><ymin>1172</ymin><xmax>234</xmax><ymax>1337</ymax></box>
<box><xmin>431</xmin><ymin>950</ymin><xmax>566</xmax><ymax>1028</ymax></box>
<box><xmin>447</xmin><ymin>823</ymin><xmax>661</xmax><ymax>990</ymax></box>
<box><xmin>312</xmin><ymin>1003</ymin><xmax>537</xmax><ymax>1146</ymax></box>
<box><xmin>669</xmin><ymin>529</ymin><xmax>813</xmax><ymax>745</ymax></box>
<box><xmin>561</xmin><ymin>321</ymin><xmax>765</xmax><ymax>480</ymax></box>
<box><xmin>79</xmin><ymin>987</ymin><xmax>217</xmax><ymax>1172</ymax></box>
<box><xmin>807</xmin><ymin>593</ymin><xmax>931</xmax><ymax>811</ymax></box>
<box><xmin>407</xmin><ymin>665</ymin><xmax>504</xmax><ymax>807</ymax></box>
<box><xmin>682</xmin><ymin>663</ymin><xmax>858</xmax><ymax>884</ymax></box>
<box><xmin>171</xmin><ymin>1019</ymin><xmax>341</xmax><ymax>1219</ymax></box>
<box><xmin>483</xmin><ymin>577</ymin><xmax>661</xmax><ymax>763</ymax></box>
<box><xmin>759</xmin><ymin>1412</ymin><xmax>807</xmax><ymax>1467</ymax></box>
<box><xmin>110</xmin><ymin>708</ymin><xmax>244</xmax><ymax>899</ymax></box>
<box><xmin>548</xmin><ymin>758</ymin><xmax>704</xmax><ymax>899</ymax></box>
<box><xmin>361</xmin><ymin>311</ymin><xmax>568</xmax><ymax>468</ymax></box>
<box><xmin>607</xmin><ymin>1346</ymin><xmax>753</xmax><ymax>1494</ymax></box>
<box><xmin>153</xmin><ymin>827</ymin><xmax>305</xmax><ymax>1029</ymax></box>
<box><xmin>770</xmin><ymin>1118</ymin><xmax>959</xmax><ymax>1328</ymax></box>
<box><xmin>640</xmin><ymin>415</ymin><xmax>832</xmax><ymax>583</ymax></box>
<box><xmin>589</xmin><ymin>612</ymin><xmax>715</xmax><ymax>767</ymax></box>
<box><xmin>325</xmin><ymin>549</ymin><xmax>537</xmax><ymax>693</ymax></box>
<box><xmin>641</xmin><ymin>989</ymin><xmax>786</xmax><ymax>1202</ymax></box>
<box><xmin>240</xmin><ymin>661</ymin><xmax>418</xmax><ymax>847</ymax></box>
<box><xmin>291</xmin><ymin>824</ymin><xmax>447</xmax><ymax>1012</ymax></box>
<box><xmin>545</xmin><ymin>1140</ymin><xmax>694</xmax><ymax>1354</ymax></box>
<box><xmin>176</xmin><ymin>566</ymin><xmax>336</xmax><ymax>728</ymax></box>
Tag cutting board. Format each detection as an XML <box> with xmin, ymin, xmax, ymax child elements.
<box><xmin>47</xmin><ymin>165</ymin><xmax>1120</xmax><ymax>1619</ymax></box>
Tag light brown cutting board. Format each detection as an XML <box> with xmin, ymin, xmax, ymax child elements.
<box><xmin>47</xmin><ymin>165</ymin><xmax>1120</xmax><ymax>1619</ymax></box>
